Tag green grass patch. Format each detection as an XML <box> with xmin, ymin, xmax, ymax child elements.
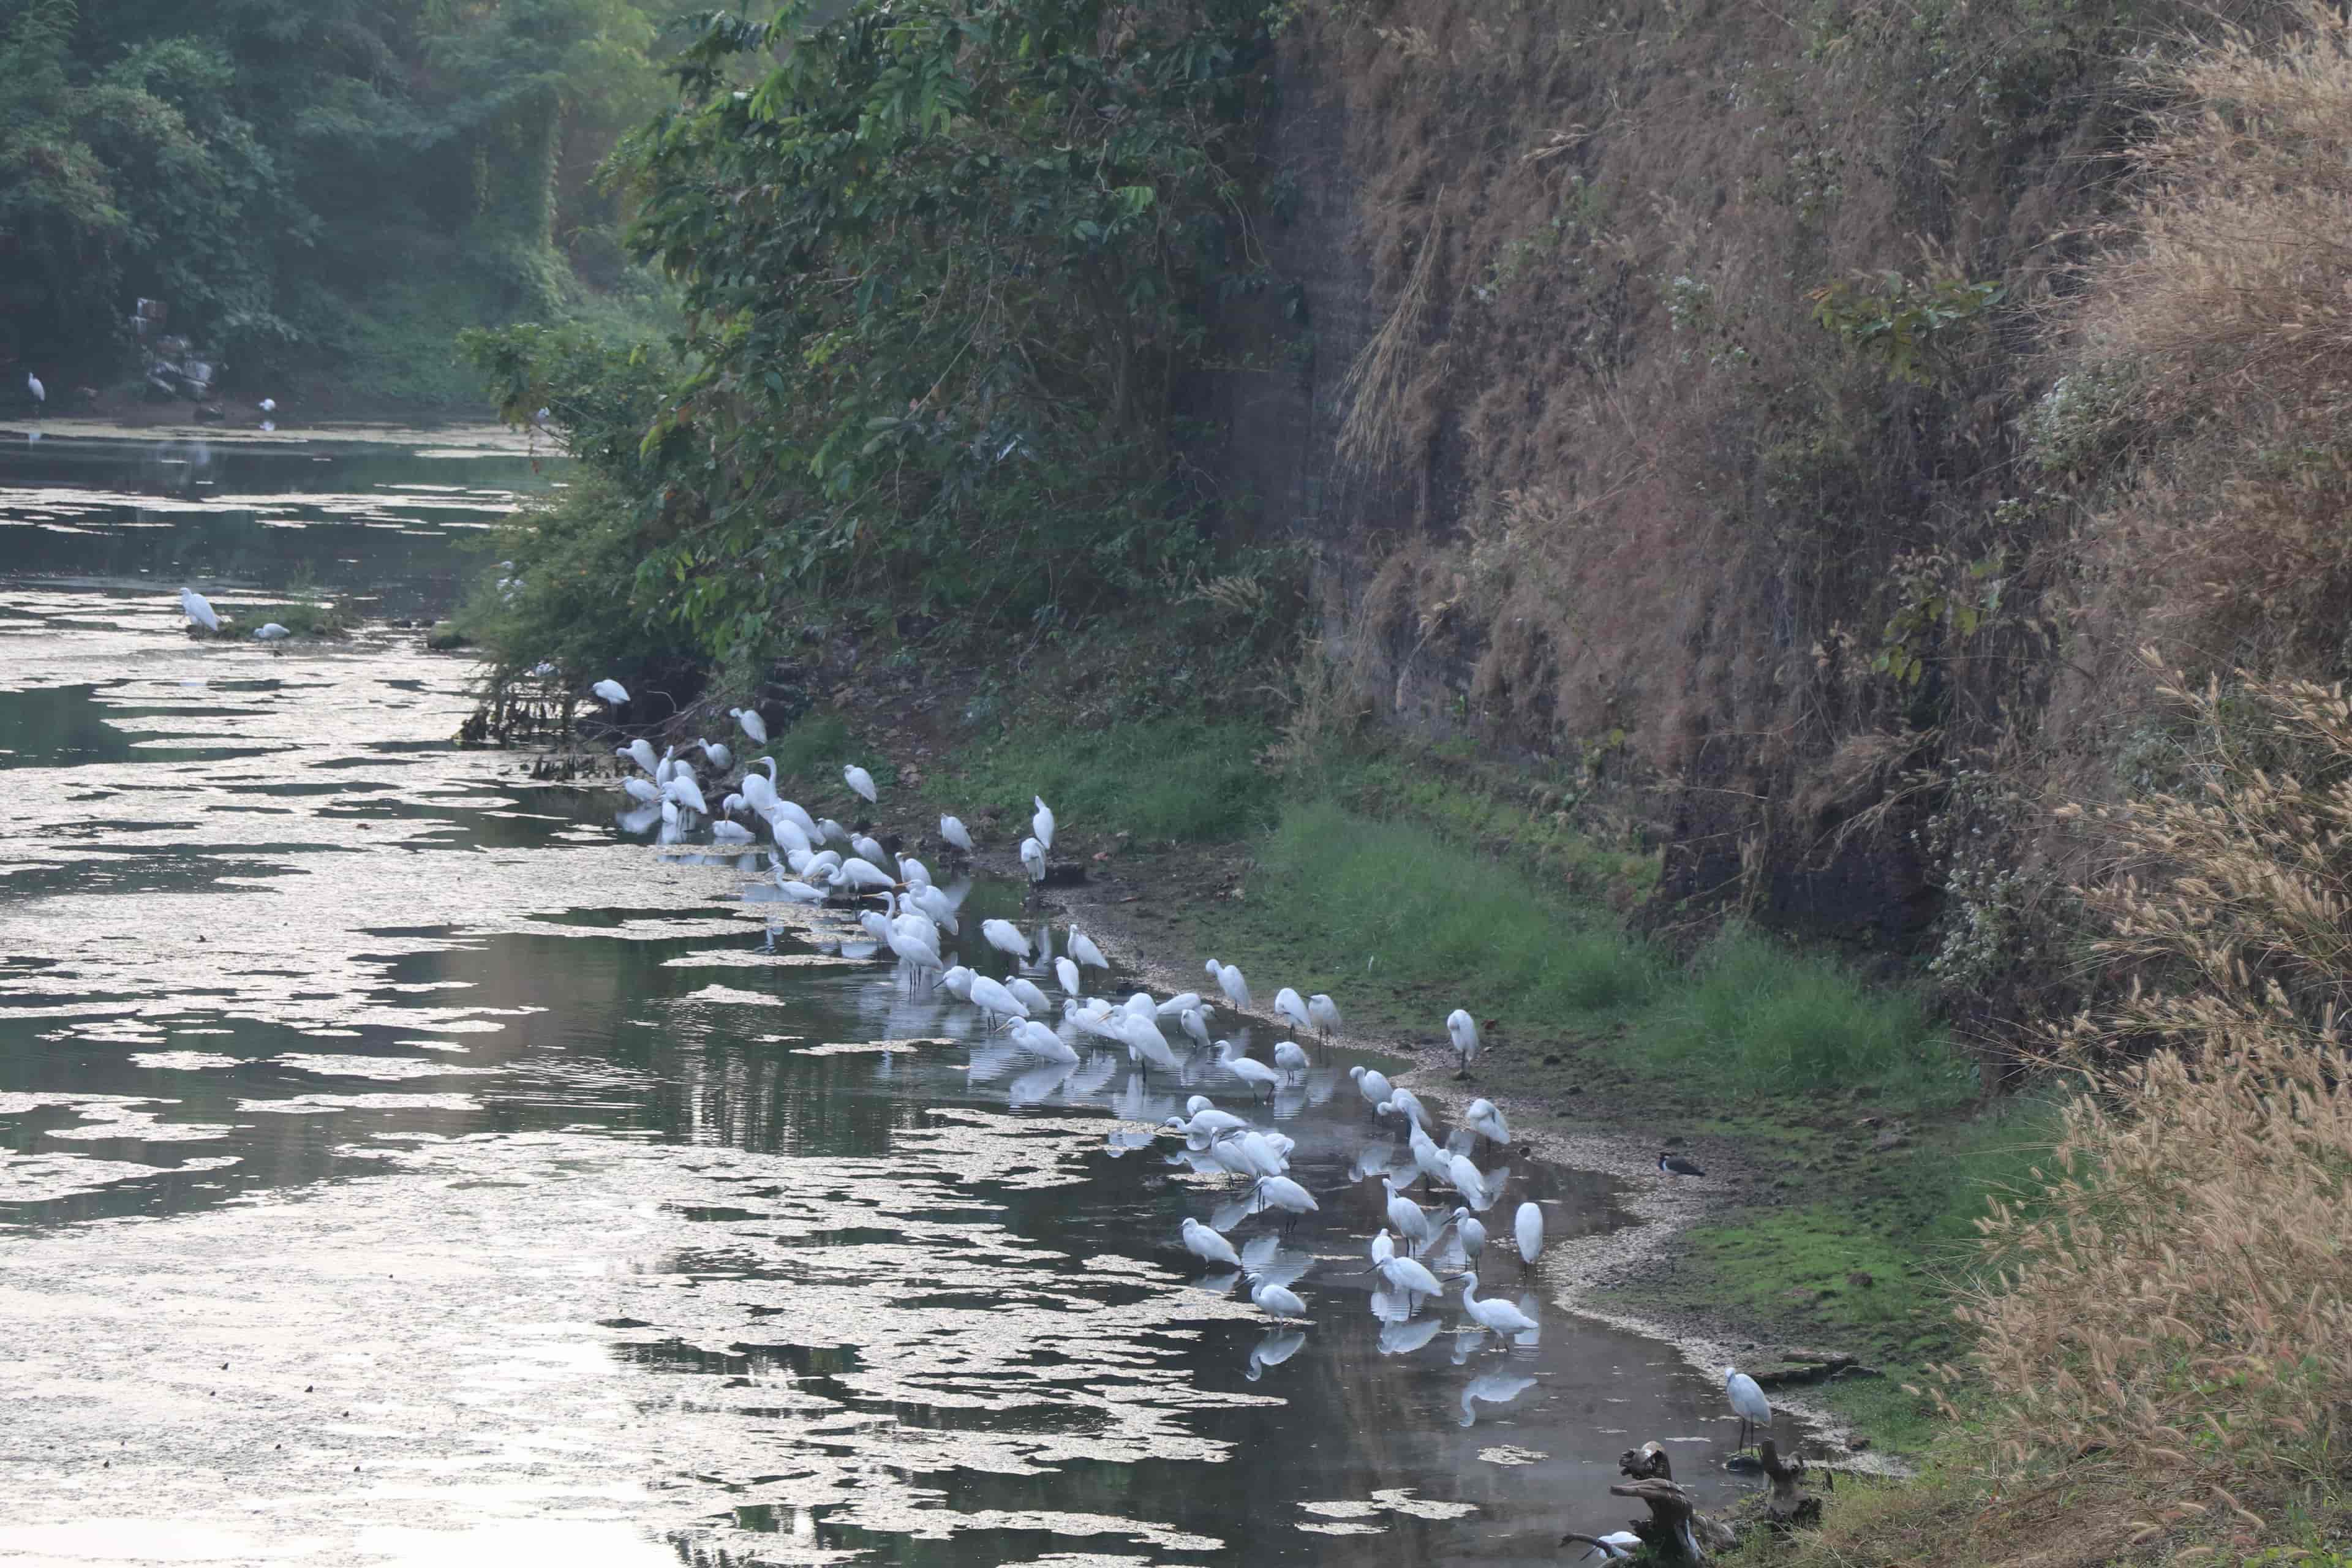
<box><xmin>947</xmin><ymin>717</ymin><xmax>1280</xmax><ymax>844</ymax></box>
<box><xmin>191</xmin><ymin>600</ymin><xmax>355</xmax><ymax>639</ymax></box>
<box><xmin>1643</xmin><ymin>929</ymin><xmax>1972</xmax><ymax>1106</ymax></box>
<box><xmin>760</xmin><ymin>713</ymin><xmax>860</xmax><ymax>800</ymax></box>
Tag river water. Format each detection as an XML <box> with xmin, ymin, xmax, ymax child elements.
<box><xmin>0</xmin><ymin>425</ymin><xmax>1781</xmax><ymax>1566</ymax></box>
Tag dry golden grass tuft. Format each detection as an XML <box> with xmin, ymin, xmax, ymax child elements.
<box><xmin>1954</xmin><ymin>668</ymin><xmax>2352</xmax><ymax>1550</ymax></box>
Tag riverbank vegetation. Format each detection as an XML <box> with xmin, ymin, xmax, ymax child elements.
<box><xmin>440</xmin><ymin>0</ymin><xmax>2352</xmax><ymax>1555</ymax></box>
<box><xmin>1</xmin><ymin>0</ymin><xmax>689</xmax><ymax>409</ymax></box>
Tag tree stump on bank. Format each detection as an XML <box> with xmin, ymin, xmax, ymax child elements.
<box><xmin>1756</xmin><ymin>1439</ymin><xmax>1823</xmax><ymax>1529</ymax></box>
<box><xmin>1604</xmin><ymin>1445</ymin><xmax>1738</xmax><ymax>1561</ymax></box>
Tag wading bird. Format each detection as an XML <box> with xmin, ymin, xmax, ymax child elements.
<box><xmin>1032</xmin><ymin>796</ymin><xmax>1055</xmax><ymax>851</ymax></box>
<box><xmin>1308</xmin><ymin>993</ymin><xmax>1340</xmax><ymax>1038</ymax></box>
<box><xmin>1349</xmin><ymin>1064</ymin><xmax>1393</xmax><ymax>1115</ymax></box>
<box><xmin>181</xmin><ymin>586</ymin><xmax>221</xmax><ymax>633</ymax></box>
<box><xmin>1515</xmin><ymin>1201</ymin><xmax>1544</xmax><ymax>1268</ymax></box>
<box><xmin>1069</xmin><ymin>929</ymin><xmax>1108</xmax><ymax>970</ymax></box>
<box><xmin>1465</xmin><ymin>1098</ymin><xmax>1510</xmax><ymax>1151</ymax></box>
<box><xmin>1724</xmin><ymin>1365</ymin><xmax>1771</xmax><ymax>1451</ymax></box>
<box><xmin>1244</xmin><ymin>1272</ymin><xmax>1306</xmax><ymax>1324</ymax></box>
<box><xmin>1020</xmin><ymin>837</ymin><xmax>1046</xmax><ymax>883</ymax></box>
<box><xmin>1447</xmin><ymin>1009</ymin><xmax>1481</xmax><ymax>1077</ymax></box>
<box><xmin>1272</xmin><ymin>1039</ymin><xmax>1308</xmax><ymax>1079</ymax></box>
<box><xmin>1457</xmin><ymin>1272</ymin><xmax>1537</xmax><ymax>1338</ymax></box>
<box><xmin>1274</xmin><ymin>988</ymin><xmax>1310</xmax><ymax>1033</ymax></box>
<box><xmin>254</xmin><ymin>622</ymin><xmax>290</xmax><ymax>641</ymax></box>
<box><xmin>592</xmin><ymin>678</ymin><xmax>628</xmax><ymax>707</ymax></box>
<box><xmin>1207</xmin><ymin>959</ymin><xmax>1251</xmax><ymax>1012</ymax></box>
<box><xmin>1182</xmin><ymin>1216</ymin><xmax>1241</xmax><ymax>1270</ymax></box>
<box><xmin>731</xmin><ymin>706</ymin><xmax>768</xmax><ymax>745</ymax></box>
<box><xmin>940</xmin><ymin>815</ymin><xmax>974</xmax><ymax>854</ymax></box>
<box><xmin>1215</xmin><ymin>1040</ymin><xmax>1281</xmax><ymax>1102</ymax></box>
<box><xmin>843</xmin><ymin>763</ymin><xmax>876</xmax><ymax>802</ymax></box>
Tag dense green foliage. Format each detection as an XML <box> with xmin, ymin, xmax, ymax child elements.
<box><xmin>0</xmin><ymin>0</ymin><xmax>686</xmax><ymax>401</ymax></box>
<box><xmin>467</xmin><ymin>0</ymin><xmax>1276</xmax><ymax>673</ymax></box>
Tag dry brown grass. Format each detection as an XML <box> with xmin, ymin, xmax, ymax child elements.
<box><xmin>2064</xmin><ymin>2</ymin><xmax>2352</xmax><ymax>673</ymax></box>
<box><xmin>1947</xmin><ymin>668</ymin><xmax>2352</xmax><ymax>1553</ymax></box>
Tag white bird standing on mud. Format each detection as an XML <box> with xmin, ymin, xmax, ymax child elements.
<box><xmin>592</xmin><ymin>677</ymin><xmax>628</xmax><ymax>707</ymax></box>
<box><xmin>1068</xmin><ymin>929</ymin><xmax>1108</xmax><ymax>970</ymax></box>
<box><xmin>1724</xmin><ymin>1366</ymin><xmax>1772</xmax><ymax>1451</ymax></box>
<box><xmin>1465</xmin><ymin>1098</ymin><xmax>1510</xmax><ymax>1150</ymax></box>
<box><xmin>1447</xmin><ymin>1008</ymin><xmax>1482</xmax><ymax>1077</ymax></box>
<box><xmin>1308</xmin><ymin>992</ymin><xmax>1340</xmax><ymax>1038</ymax></box>
<box><xmin>1273</xmin><ymin>987</ymin><xmax>1311</xmax><ymax>1033</ymax></box>
<box><xmin>1020</xmin><ymin>836</ymin><xmax>1046</xmax><ymax>883</ymax></box>
<box><xmin>843</xmin><ymin>763</ymin><xmax>877</xmax><ymax>802</ymax></box>
<box><xmin>1207</xmin><ymin>959</ymin><xmax>1251</xmax><ymax>1012</ymax></box>
<box><xmin>1032</xmin><ymin>796</ymin><xmax>1055</xmax><ymax>851</ymax></box>
<box><xmin>731</xmin><ymin>706</ymin><xmax>767</xmax><ymax>745</ymax></box>
<box><xmin>181</xmin><ymin>586</ymin><xmax>221</xmax><ymax>633</ymax></box>
<box><xmin>940</xmin><ymin>815</ymin><xmax>974</xmax><ymax>854</ymax></box>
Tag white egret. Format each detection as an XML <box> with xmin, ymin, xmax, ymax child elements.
<box><xmin>592</xmin><ymin>678</ymin><xmax>628</xmax><ymax>707</ymax></box>
<box><xmin>768</xmin><ymin>876</ymin><xmax>826</xmax><ymax>904</ymax></box>
<box><xmin>730</xmin><ymin>706</ymin><xmax>769</xmax><ymax>745</ymax></box>
<box><xmin>1448</xmin><ymin>1153</ymin><xmax>1504</xmax><ymax>1211</ymax></box>
<box><xmin>769</xmin><ymin>814</ymin><xmax>813</xmax><ymax>855</ymax></box>
<box><xmin>1724</xmin><ymin>1366</ymin><xmax>1772</xmax><ymax>1450</ymax></box>
<box><xmin>834</xmin><ymin>857</ymin><xmax>895</xmax><ymax>891</ymax></box>
<box><xmin>1272</xmin><ymin>1040</ymin><xmax>1309</xmax><ymax>1079</ymax></box>
<box><xmin>618</xmin><ymin>738</ymin><xmax>658</xmax><ymax>777</ymax></box>
<box><xmin>712</xmin><ymin>822</ymin><xmax>754</xmax><ymax>844</ymax></box>
<box><xmin>1515</xmin><ymin>1200</ymin><xmax>1544</xmax><ymax>1267</ymax></box>
<box><xmin>622</xmin><ymin>777</ymin><xmax>660</xmax><ymax>805</ymax></box>
<box><xmin>1155</xmin><ymin>990</ymin><xmax>1202</xmax><ymax>1017</ymax></box>
<box><xmin>1020</xmin><ymin>837</ymin><xmax>1046</xmax><ymax>883</ymax></box>
<box><xmin>1251</xmin><ymin>1175</ymin><xmax>1317</xmax><ymax>1226</ymax></box>
<box><xmin>654</xmin><ymin>746</ymin><xmax>678</xmax><ymax>785</ymax></box>
<box><xmin>1308</xmin><ymin>993</ymin><xmax>1340</xmax><ymax>1037</ymax></box>
<box><xmin>258</xmin><ymin>398</ymin><xmax>277</xmax><ymax>413</ymax></box>
<box><xmin>816</xmin><ymin>818</ymin><xmax>848</xmax><ymax>843</ymax></box>
<box><xmin>1244</xmin><ymin>1272</ymin><xmax>1306</xmax><ymax>1323</ymax></box>
<box><xmin>843</xmin><ymin>764</ymin><xmax>877</xmax><ymax>802</ymax></box>
<box><xmin>1213</xmin><ymin>1129</ymin><xmax>1287</xmax><ymax>1180</ymax></box>
<box><xmin>773</xmin><ymin>797</ymin><xmax>819</xmax><ymax>841</ymax></box>
<box><xmin>26</xmin><ymin>372</ymin><xmax>43</xmax><ymax>407</ymax></box>
<box><xmin>940</xmin><ymin>815</ymin><xmax>974</xmax><ymax>853</ymax></box>
<box><xmin>1408</xmin><ymin>1120</ymin><xmax>1454</xmax><ymax>1190</ymax></box>
<box><xmin>1378</xmin><ymin>1175</ymin><xmax>1436</xmax><ymax>1253</ymax></box>
<box><xmin>1069</xmin><ymin>929</ymin><xmax>1109</xmax><ymax>970</ymax></box>
<box><xmin>1179</xmin><ymin>1007</ymin><xmax>1212</xmax><ymax>1050</ymax></box>
<box><xmin>1010</xmin><ymin>1020</ymin><xmax>1078</xmax><ymax>1063</ymax></box>
<box><xmin>1466</xmin><ymin>1098</ymin><xmax>1511</xmax><ymax>1149</ymax></box>
<box><xmin>254</xmin><ymin>622</ymin><xmax>290</xmax><ymax>641</ymax></box>
<box><xmin>1349</xmin><ymin>1065</ymin><xmax>1394</xmax><ymax>1114</ymax></box>
<box><xmin>1447</xmin><ymin>1008</ymin><xmax>1481</xmax><ymax>1076</ymax></box>
<box><xmin>1659</xmin><ymin>1151</ymin><xmax>1708</xmax><ymax>1177</ymax></box>
<box><xmin>981</xmin><ymin>919</ymin><xmax>1031</xmax><ymax>961</ymax></box>
<box><xmin>852</xmin><ymin>832</ymin><xmax>888</xmax><ymax>867</ymax></box>
<box><xmin>1214</xmin><ymin>1040</ymin><xmax>1281</xmax><ymax>1101</ymax></box>
<box><xmin>1181</xmin><ymin>1216</ymin><xmax>1242</xmax><ymax>1270</ymax></box>
<box><xmin>1207</xmin><ymin>959</ymin><xmax>1251</xmax><ymax>1012</ymax></box>
<box><xmin>1369</xmin><ymin>1228</ymin><xmax>1397</xmax><ymax>1268</ymax></box>
<box><xmin>1457</xmin><ymin>1272</ymin><xmax>1537</xmax><ymax>1336</ymax></box>
<box><xmin>180</xmin><ymin>586</ymin><xmax>221</xmax><ymax>633</ymax></box>
<box><xmin>1055</xmin><ymin>956</ymin><xmax>1081</xmax><ymax>996</ymax></box>
<box><xmin>1379</xmin><ymin>1087</ymin><xmax>1432</xmax><ymax>1132</ymax></box>
<box><xmin>1032</xmin><ymin>796</ymin><xmax>1055</xmax><ymax>850</ymax></box>
<box><xmin>1449</xmin><ymin>1207</ymin><xmax>1487</xmax><ymax>1264</ymax></box>
<box><xmin>908</xmin><ymin>882</ymin><xmax>960</xmax><ymax>935</ymax></box>
<box><xmin>1006</xmin><ymin>976</ymin><xmax>1052</xmax><ymax>1017</ymax></box>
<box><xmin>898</xmin><ymin>854</ymin><xmax>931</xmax><ymax>888</ymax></box>
<box><xmin>1562</xmin><ymin>1531</ymin><xmax>1643</xmax><ymax>1561</ymax></box>
<box><xmin>1273</xmin><ymin>987</ymin><xmax>1311</xmax><ymax>1032</ymax></box>
<box><xmin>664</xmin><ymin>774</ymin><xmax>710</xmax><ymax>815</ymax></box>
<box><xmin>1116</xmin><ymin>1012</ymin><xmax>1177</xmax><ymax>1078</ymax></box>
<box><xmin>1378</xmin><ymin>1253</ymin><xmax>1444</xmax><ymax>1304</ymax></box>
<box><xmin>968</xmin><ymin>974</ymin><xmax>1028</xmax><ymax>1023</ymax></box>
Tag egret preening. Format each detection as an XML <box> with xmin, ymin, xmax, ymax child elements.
<box><xmin>1009</xmin><ymin>1020</ymin><xmax>1078</xmax><ymax>1063</ymax></box>
<box><xmin>1457</xmin><ymin>1272</ymin><xmax>1538</xmax><ymax>1338</ymax></box>
<box><xmin>853</xmin><ymin>830</ymin><xmax>888</xmax><ymax>867</ymax></box>
<box><xmin>180</xmin><ymin>586</ymin><xmax>221</xmax><ymax>633</ymax></box>
<box><xmin>1724</xmin><ymin>1366</ymin><xmax>1772</xmax><ymax>1451</ymax></box>
<box><xmin>1069</xmin><ymin>929</ymin><xmax>1109</xmax><ymax>970</ymax></box>
<box><xmin>664</xmin><ymin>774</ymin><xmax>710</xmax><ymax>815</ymax></box>
<box><xmin>1446</xmin><ymin>1009</ymin><xmax>1481</xmax><ymax>1077</ymax></box>
<box><xmin>1407</xmin><ymin>1121</ymin><xmax>1454</xmax><ymax>1190</ymax></box>
<box><xmin>1379</xmin><ymin>1087</ymin><xmax>1431</xmax><ymax>1132</ymax></box>
<box><xmin>731</xmin><ymin>707</ymin><xmax>769</xmax><ymax>746</ymax></box>
<box><xmin>1349</xmin><ymin>1064</ymin><xmax>1394</xmax><ymax>1116</ymax></box>
<box><xmin>1514</xmin><ymin>1201</ymin><xmax>1544</xmax><ymax>1267</ymax></box>
<box><xmin>1659</xmin><ymin>1151</ymin><xmax>1707</xmax><ymax>1177</ymax></box>
<box><xmin>1179</xmin><ymin>1007</ymin><xmax>1211</xmax><ymax>1049</ymax></box>
<box><xmin>1447</xmin><ymin>1152</ymin><xmax>1505</xmax><ymax>1212</ymax></box>
<box><xmin>1182</xmin><ymin>1216</ymin><xmax>1242</xmax><ymax>1270</ymax></box>
<box><xmin>898</xmin><ymin>854</ymin><xmax>930</xmax><ymax>888</ymax></box>
<box><xmin>1006</xmin><ymin>977</ymin><xmax>1052</xmax><ymax>1017</ymax></box>
<box><xmin>983</xmin><ymin>912</ymin><xmax>1039</xmax><ymax>963</ymax></box>
<box><xmin>1207</xmin><ymin>959</ymin><xmax>1251</xmax><ymax>1012</ymax></box>
<box><xmin>712</xmin><ymin>822</ymin><xmax>754</xmax><ymax>844</ymax></box>
<box><xmin>1466</xmin><ymin>1098</ymin><xmax>1511</xmax><ymax>1150</ymax></box>
<box><xmin>1244</xmin><ymin>1272</ymin><xmax>1306</xmax><ymax>1323</ymax></box>
<box><xmin>1020</xmin><ymin>837</ymin><xmax>1046</xmax><ymax>883</ymax></box>
<box><xmin>254</xmin><ymin>622</ymin><xmax>290</xmax><ymax>641</ymax></box>
<box><xmin>592</xmin><ymin>678</ymin><xmax>628</xmax><ymax>707</ymax></box>
<box><xmin>1215</xmin><ymin>1040</ymin><xmax>1281</xmax><ymax>1102</ymax></box>
<box><xmin>1273</xmin><ymin>987</ymin><xmax>1310</xmax><ymax>1032</ymax></box>
<box><xmin>701</xmin><ymin>738</ymin><xmax>733</xmax><ymax>774</ymax></box>
<box><xmin>1272</xmin><ymin>1039</ymin><xmax>1309</xmax><ymax>1079</ymax></box>
<box><xmin>1055</xmin><ymin>956</ymin><xmax>1081</xmax><ymax>996</ymax></box>
<box><xmin>816</xmin><ymin>818</ymin><xmax>847</xmax><ymax>844</ymax></box>
<box><xmin>843</xmin><ymin>764</ymin><xmax>877</xmax><ymax>803</ymax></box>
<box><xmin>1032</xmin><ymin>796</ymin><xmax>1055</xmax><ymax>851</ymax></box>
<box><xmin>623</xmin><ymin>777</ymin><xmax>660</xmax><ymax>805</ymax></box>
<box><xmin>622</xmin><ymin>738</ymin><xmax>659</xmax><ymax>777</ymax></box>
<box><xmin>940</xmin><ymin>815</ymin><xmax>974</xmax><ymax>854</ymax></box>
<box><xmin>1379</xmin><ymin>1174</ymin><xmax>1436</xmax><ymax>1253</ymax></box>
<box><xmin>1308</xmin><ymin>993</ymin><xmax>1340</xmax><ymax>1038</ymax></box>
<box><xmin>1155</xmin><ymin>990</ymin><xmax>1202</xmax><ymax>1017</ymax></box>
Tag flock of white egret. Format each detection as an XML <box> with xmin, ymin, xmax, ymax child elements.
<box><xmin>592</xmin><ymin>687</ymin><xmax>1781</xmax><ymax>1499</ymax></box>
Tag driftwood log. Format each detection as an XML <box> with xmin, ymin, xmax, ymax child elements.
<box><xmin>1756</xmin><ymin>1439</ymin><xmax>1823</xmax><ymax>1529</ymax></box>
<box><xmin>1602</xmin><ymin>1444</ymin><xmax>1738</xmax><ymax>1562</ymax></box>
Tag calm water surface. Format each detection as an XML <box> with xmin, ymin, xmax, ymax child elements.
<box><xmin>0</xmin><ymin>425</ymin><xmax>1788</xmax><ymax>1566</ymax></box>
